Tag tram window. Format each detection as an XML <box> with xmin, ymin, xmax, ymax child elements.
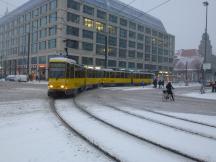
<box><xmin>120</xmin><ymin>72</ymin><xmax>125</xmax><ymax>78</ymax></box>
<box><xmin>70</xmin><ymin>65</ymin><xmax>74</xmax><ymax>78</ymax></box>
<box><xmin>75</xmin><ymin>66</ymin><xmax>84</xmax><ymax>78</ymax></box>
<box><xmin>110</xmin><ymin>72</ymin><xmax>115</xmax><ymax>78</ymax></box>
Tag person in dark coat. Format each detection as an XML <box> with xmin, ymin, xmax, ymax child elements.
<box><xmin>153</xmin><ymin>78</ymin><xmax>157</xmax><ymax>88</ymax></box>
<box><xmin>158</xmin><ymin>80</ymin><xmax>162</xmax><ymax>89</ymax></box>
<box><xmin>161</xmin><ymin>80</ymin><xmax>165</xmax><ymax>88</ymax></box>
<box><xmin>166</xmin><ymin>82</ymin><xmax>175</xmax><ymax>101</ymax></box>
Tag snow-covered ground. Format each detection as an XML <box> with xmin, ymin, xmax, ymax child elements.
<box><xmin>182</xmin><ymin>90</ymin><xmax>216</xmax><ymax>100</ymax></box>
<box><xmin>75</xmin><ymin>96</ymin><xmax>216</xmax><ymax>162</ymax></box>
<box><xmin>0</xmin><ymin>99</ymin><xmax>112</xmax><ymax>162</ymax></box>
<box><xmin>1</xmin><ymin>81</ymin><xmax>215</xmax><ymax>162</ymax></box>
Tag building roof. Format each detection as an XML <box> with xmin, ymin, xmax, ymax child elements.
<box><xmin>85</xmin><ymin>0</ymin><xmax>166</xmax><ymax>32</ymax></box>
<box><xmin>0</xmin><ymin>0</ymin><xmax>167</xmax><ymax>33</ymax></box>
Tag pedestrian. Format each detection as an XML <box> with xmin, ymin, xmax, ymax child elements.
<box><xmin>166</xmin><ymin>81</ymin><xmax>175</xmax><ymax>101</ymax></box>
<box><xmin>141</xmin><ymin>81</ymin><xmax>145</xmax><ymax>88</ymax></box>
<box><xmin>161</xmin><ymin>80</ymin><xmax>165</xmax><ymax>88</ymax></box>
<box><xmin>153</xmin><ymin>78</ymin><xmax>157</xmax><ymax>88</ymax></box>
<box><xmin>213</xmin><ymin>81</ymin><xmax>216</xmax><ymax>93</ymax></box>
<box><xmin>158</xmin><ymin>80</ymin><xmax>162</xmax><ymax>89</ymax></box>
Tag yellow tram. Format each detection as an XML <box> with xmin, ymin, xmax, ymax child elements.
<box><xmin>48</xmin><ymin>57</ymin><xmax>154</xmax><ymax>96</ymax></box>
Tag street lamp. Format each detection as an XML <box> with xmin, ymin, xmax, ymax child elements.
<box><xmin>104</xmin><ymin>35</ymin><xmax>108</xmax><ymax>68</ymax></box>
<box><xmin>201</xmin><ymin>1</ymin><xmax>209</xmax><ymax>93</ymax></box>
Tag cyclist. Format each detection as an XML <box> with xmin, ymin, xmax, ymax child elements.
<box><xmin>166</xmin><ymin>81</ymin><xmax>175</xmax><ymax>101</ymax></box>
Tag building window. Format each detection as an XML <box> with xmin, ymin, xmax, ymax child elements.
<box><xmin>96</xmin><ymin>22</ymin><xmax>106</xmax><ymax>32</ymax></box>
<box><xmin>82</xmin><ymin>30</ymin><xmax>93</xmax><ymax>39</ymax></box>
<box><xmin>137</xmin><ymin>63</ymin><xmax>143</xmax><ymax>69</ymax></box>
<box><xmin>108</xmin><ymin>47</ymin><xmax>117</xmax><ymax>57</ymax></box>
<box><xmin>119</xmin><ymin>61</ymin><xmax>126</xmax><ymax>68</ymax></box>
<box><xmin>129</xmin><ymin>22</ymin><xmax>136</xmax><ymax>30</ymax></box>
<box><xmin>67</xmin><ymin>12</ymin><xmax>80</xmax><ymax>23</ymax></box>
<box><xmin>152</xmin><ymin>55</ymin><xmax>157</xmax><ymax>62</ymax></box>
<box><xmin>119</xmin><ymin>49</ymin><xmax>127</xmax><ymax>58</ymax></box>
<box><xmin>39</xmin><ymin>56</ymin><xmax>46</xmax><ymax>64</ymax></box>
<box><xmin>128</xmin><ymin>50</ymin><xmax>135</xmax><ymax>58</ymax></box>
<box><xmin>49</xmin><ymin>26</ymin><xmax>56</xmax><ymax>36</ymax></box>
<box><xmin>108</xmin><ymin>25</ymin><xmax>117</xmax><ymax>35</ymax></box>
<box><xmin>96</xmin><ymin>33</ymin><xmax>106</xmax><ymax>44</ymax></box>
<box><xmin>40</xmin><ymin>28</ymin><xmax>47</xmax><ymax>38</ymax></box>
<box><xmin>128</xmin><ymin>62</ymin><xmax>135</xmax><ymax>69</ymax></box>
<box><xmin>145</xmin><ymin>45</ymin><xmax>151</xmax><ymax>53</ymax></box>
<box><xmin>137</xmin><ymin>34</ymin><xmax>144</xmax><ymax>41</ymax></box>
<box><xmin>40</xmin><ymin>17</ymin><xmax>47</xmax><ymax>27</ymax></box>
<box><xmin>96</xmin><ymin>44</ymin><xmax>105</xmax><ymax>55</ymax></box>
<box><xmin>109</xmin><ymin>14</ymin><xmax>117</xmax><ymax>23</ymax></box>
<box><xmin>48</xmin><ymin>39</ymin><xmax>56</xmax><ymax>48</ymax></box>
<box><xmin>83</xmin><ymin>18</ymin><xmax>94</xmax><ymax>28</ymax></box>
<box><xmin>96</xmin><ymin>58</ymin><xmax>104</xmax><ymax>66</ymax></box>
<box><xmin>138</xmin><ymin>25</ymin><xmax>144</xmax><ymax>32</ymax></box>
<box><xmin>108</xmin><ymin>36</ymin><xmax>117</xmax><ymax>46</ymax></box>
<box><xmin>137</xmin><ymin>52</ymin><xmax>143</xmax><ymax>58</ymax></box>
<box><xmin>137</xmin><ymin>43</ymin><xmax>143</xmax><ymax>50</ymax></box>
<box><xmin>129</xmin><ymin>41</ymin><xmax>136</xmax><ymax>48</ymax></box>
<box><xmin>67</xmin><ymin>26</ymin><xmax>79</xmax><ymax>36</ymax></box>
<box><xmin>83</xmin><ymin>5</ymin><xmax>94</xmax><ymax>15</ymax></box>
<box><xmin>129</xmin><ymin>31</ymin><xmax>136</xmax><ymax>39</ymax></box>
<box><xmin>67</xmin><ymin>0</ymin><xmax>80</xmax><ymax>10</ymax></box>
<box><xmin>82</xmin><ymin>57</ymin><xmax>93</xmax><ymax>65</ymax></box>
<box><xmin>97</xmin><ymin>10</ymin><xmax>106</xmax><ymax>20</ymax></box>
<box><xmin>145</xmin><ymin>54</ymin><xmax>150</xmax><ymax>61</ymax></box>
<box><xmin>119</xmin><ymin>28</ymin><xmax>127</xmax><ymax>38</ymax></box>
<box><xmin>145</xmin><ymin>27</ymin><xmax>151</xmax><ymax>34</ymax></box>
<box><xmin>152</xmin><ymin>46</ymin><xmax>157</xmax><ymax>55</ymax></box>
<box><xmin>66</xmin><ymin>40</ymin><xmax>79</xmax><ymax>49</ymax></box>
<box><xmin>152</xmin><ymin>30</ymin><xmax>158</xmax><ymax>36</ymax></box>
<box><xmin>31</xmin><ymin>43</ymin><xmax>38</xmax><ymax>53</ymax></box>
<box><xmin>120</xmin><ymin>18</ymin><xmax>127</xmax><ymax>26</ymax></box>
<box><xmin>50</xmin><ymin>0</ymin><xmax>57</xmax><ymax>11</ymax></box>
<box><xmin>82</xmin><ymin>42</ymin><xmax>93</xmax><ymax>51</ymax></box>
<box><xmin>49</xmin><ymin>12</ymin><xmax>57</xmax><ymax>25</ymax></box>
<box><xmin>119</xmin><ymin>39</ymin><xmax>127</xmax><ymax>48</ymax></box>
<box><xmin>41</xmin><ymin>4</ymin><xmax>48</xmax><ymax>14</ymax></box>
<box><xmin>108</xmin><ymin>60</ymin><xmax>116</xmax><ymax>67</ymax></box>
<box><xmin>145</xmin><ymin>36</ymin><xmax>151</xmax><ymax>45</ymax></box>
<box><xmin>39</xmin><ymin>41</ymin><xmax>46</xmax><ymax>50</ymax></box>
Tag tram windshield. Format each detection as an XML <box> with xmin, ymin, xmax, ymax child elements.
<box><xmin>49</xmin><ymin>62</ymin><xmax>66</xmax><ymax>78</ymax></box>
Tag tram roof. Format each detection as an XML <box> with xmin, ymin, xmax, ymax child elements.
<box><xmin>49</xmin><ymin>57</ymin><xmax>76</xmax><ymax>64</ymax></box>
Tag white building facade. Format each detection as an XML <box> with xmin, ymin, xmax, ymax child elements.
<box><xmin>0</xmin><ymin>0</ymin><xmax>175</xmax><ymax>79</ymax></box>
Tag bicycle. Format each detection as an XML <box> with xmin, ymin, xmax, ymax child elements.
<box><xmin>162</xmin><ymin>90</ymin><xmax>175</xmax><ymax>102</ymax></box>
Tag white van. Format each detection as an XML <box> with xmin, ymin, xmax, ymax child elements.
<box><xmin>17</xmin><ymin>75</ymin><xmax>28</xmax><ymax>82</ymax></box>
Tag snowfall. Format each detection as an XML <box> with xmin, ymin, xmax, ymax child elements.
<box><xmin>0</xmin><ymin>81</ymin><xmax>216</xmax><ymax>162</ymax></box>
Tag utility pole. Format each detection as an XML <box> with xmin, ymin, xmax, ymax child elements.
<box><xmin>185</xmin><ymin>61</ymin><xmax>188</xmax><ymax>86</ymax></box>
<box><xmin>27</xmin><ymin>32</ymin><xmax>31</xmax><ymax>80</ymax></box>
<box><xmin>201</xmin><ymin>1</ymin><xmax>209</xmax><ymax>93</ymax></box>
<box><xmin>104</xmin><ymin>35</ymin><xmax>108</xmax><ymax>68</ymax></box>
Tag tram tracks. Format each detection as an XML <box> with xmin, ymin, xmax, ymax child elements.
<box><xmin>49</xmin><ymin>98</ymin><xmax>120</xmax><ymax>162</ymax></box>
<box><xmin>74</xmin><ymin>97</ymin><xmax>205</xmax><ymax>162</ymax></box>
<box><xmin>108</xmin><ymin>95</ymin><xmax>216</xmax><ymax>128</ymax></box>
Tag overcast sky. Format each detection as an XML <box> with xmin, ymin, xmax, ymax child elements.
<box><xmin>0</xmin><ymin>0</ymin><xmax>215</xmax><ymax>54</ymax></box>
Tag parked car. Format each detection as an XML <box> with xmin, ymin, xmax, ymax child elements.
<box><xmin>5</xmin><ymin>75</ymin><xmax>18</xmax><ymax>81</ymax></box>
<box><xmin>5</xmin><ymin>75</ymin><xmax>27</xmax><ymax>82</ymax></box>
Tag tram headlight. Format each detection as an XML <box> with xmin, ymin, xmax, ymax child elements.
<box><xmin>60</xmin><ymin>85</ymin><xmax>65</xmax><ymax>89</ymax></box>
<box><xmin>49</xmin><ymin>85</ymin><xmax>53</xmax><ymax>88</ymax></box>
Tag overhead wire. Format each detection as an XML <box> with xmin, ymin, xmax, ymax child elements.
<box><xmin>132</xmin><ymin>0</ymin><xmax>172</xmax><ymax>22</ymax></box>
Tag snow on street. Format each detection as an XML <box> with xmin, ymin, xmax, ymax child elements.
<box><xmin>55</xmin><ymin>99</ymin><xmax>191</xmax><ymax>162</ymax></box>
<box><xmin>75</xmin><ymin>95</ymin><xmax>216</xmax><ymax>162</ymax></box>
<box><xmin>0</xmin><ymin>81</ymin><xmax>216</xmax><ymax>162</ymax></box>
<box><xmin>0</xmin><ymin>83</ymin><xmax>113</xmax><ymax>162</ymax></box>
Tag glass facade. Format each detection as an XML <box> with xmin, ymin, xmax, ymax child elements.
<box><xmin>0</xmin><ymin>0</ymin><xmax>175</xmax><ymax>78</ymax></box>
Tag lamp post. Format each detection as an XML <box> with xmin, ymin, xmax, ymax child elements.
<box><xmin>201</xmin><ymin>1</ymin><xmax>209</xmax><ymax>93</ymax></box>
<box><xmin>104</xmin><ymin>35</ymin><xmax>108</xmax><ymax>68</ymax></box>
